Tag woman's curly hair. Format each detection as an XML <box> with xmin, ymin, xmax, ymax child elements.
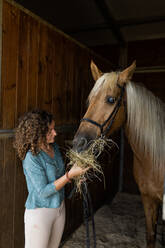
<box><xmin>13</xmin><ymin>109</ymin><xmax>54</xmax><ymax>160</ymax></box>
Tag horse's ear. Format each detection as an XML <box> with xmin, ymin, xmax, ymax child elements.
<box><xmin>119</xmin><ymin>60</ymin><xmax>136</xmax><ymax>84</ymax></box>
<box><xmin>90</xmin><ymin>60</ymin><xmax>103</xmax><ymax>81</ymax></box>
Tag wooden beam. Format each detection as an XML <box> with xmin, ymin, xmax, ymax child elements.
<box><xmin>94</xmin><ymin>0</ymin><xmax>125</xmax><ymax>46</ymax></box>
<box><xmin>118</xmin><ymin>16</ymin><xmax>165</xmax><ymax>27</ymax></box>
<box><xmin>66</xmin><ymin>16</ymin><xmax>165</xmax><ymax>35</ymax></box>
<box><xmin>135</xmin><ymin>65</ymin><xmax>165</xmax><ymax>73</ymax></box>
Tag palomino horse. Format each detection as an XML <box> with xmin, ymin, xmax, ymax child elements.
<box><xmin>73</xmin><ymin>61</ymin><xmax>165</xmax><ymax>248</ymax></box>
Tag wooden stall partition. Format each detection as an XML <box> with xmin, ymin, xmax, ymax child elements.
<box><xmin>0</xmin><ymin>1</ymin><xmax>118</xmax><ymax>248</ymax></box>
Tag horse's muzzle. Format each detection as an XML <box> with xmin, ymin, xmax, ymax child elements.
<box><xmin>72</xmin><ymin>132</ymin><xmax>95</xmax><ymax>153</ymax></box>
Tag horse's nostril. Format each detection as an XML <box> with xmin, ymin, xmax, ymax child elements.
<box><xmin>73</xmin><ymin>137</ymin><xmax>88</xmax><ymax>152</ymax></box>
<box><xmin>79</xmin><ymin>137</ymin><xmax>87</xmax><ymax>148</ymax></box>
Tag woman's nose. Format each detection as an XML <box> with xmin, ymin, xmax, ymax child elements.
<box><xmin>53</xmin><ymin>129</ymin><xmax>57</xmax><ymax>136</ymax></box>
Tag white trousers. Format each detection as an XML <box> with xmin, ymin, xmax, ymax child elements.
<box><xmin>24</xmin><ymin>201</ymin><xmax>65</xmax><ymax>248</ymax></box>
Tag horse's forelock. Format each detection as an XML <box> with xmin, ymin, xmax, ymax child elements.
<box><xmin>88</xmin><ymin>72</ymin><xmax>118</xmax><ymax>103</ymax></box>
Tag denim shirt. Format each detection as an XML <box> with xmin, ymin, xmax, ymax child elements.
<box><xmin>23</xmin><ymin>143</ymin><xmax>65</xmax><ymax>209</ymax></box>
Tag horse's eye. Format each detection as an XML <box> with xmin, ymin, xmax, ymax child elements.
<box><xmin>107</xmin><ymin>97</ymin><xmax>116</xmax><ymax>104</ymax></box>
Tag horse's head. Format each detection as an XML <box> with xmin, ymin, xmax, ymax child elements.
<box><xmin>73</xmin><ymin>60</ymin><xmax>136</xmax><ymax>152</ymax></box>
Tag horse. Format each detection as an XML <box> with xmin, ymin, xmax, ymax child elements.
<box><xmin>72</xmin><ymin>60</ymin><xmax>165</xmax><ymax>248</ymax></box>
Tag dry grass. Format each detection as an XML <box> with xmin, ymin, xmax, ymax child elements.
<box><xmin>66</xmin><ymin>137</ymin><xmax>118</xmax><ymax>194</ymax></box>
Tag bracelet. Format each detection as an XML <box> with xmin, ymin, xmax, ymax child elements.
<box><xmin>65</xmin><ymin>171</ymin><xmax>71</xmax><ymax>183</ymax></box>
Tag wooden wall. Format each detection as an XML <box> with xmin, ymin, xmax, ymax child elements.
<box><xmin>0</xmin><ymin>1</ymin><xmax>118</xmax><ymax>248</ymax></box>
<box><xmin>1</xmin><ymin>1</ymin><xmax>95</xmax><ymax>128</ymax></box>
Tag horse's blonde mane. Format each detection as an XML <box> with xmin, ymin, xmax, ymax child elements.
<box><xmin>126</xmin><ymin>82</ymin><xmax>165</xmax><ymax>169</ymax></box>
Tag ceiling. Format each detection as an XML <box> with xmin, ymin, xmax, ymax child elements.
<box><xmin>14</xmin><ymin>0</ymin><xmax>165</xmax><ymax>47</ymax></box>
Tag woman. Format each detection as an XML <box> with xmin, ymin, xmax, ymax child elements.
<box><xmin>14</xmin><ymin>109</ymin><xmax>88</xmax><ymax>248</ymax></box>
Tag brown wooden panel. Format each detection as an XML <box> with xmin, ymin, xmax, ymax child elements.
<box><xmin>51</xmin><ymin>33</ymin><xmax>66</xmax><ymax>125</ymax></box>
<box><xmin>2</xmin><ymin>1</ymin><xmax>111</xmax><ymax>128</ymax></box>
<box><xmin>71</xmin><ymin>47</ymin><xmax>85</xmax><ymax>122</ymax></box>
<box><xmin>37</xmin><ymin>23</ymin><xmax>48</xmax><ymax>109</ymax></box>
<box><xmin>128</xmin><ymin>38</ymin><xmax>165</xmax><ymax>67</ymax></box>
<box><xmin>0</xmin><ymin>139</ymin><xmax>6</xmax><ymax>248</ymax></box>
<box><xmin>0</xmin><ymin>138</ymin><xmax>15</xmax><ymax>248</ymax></box>
<box><xmin>27</xmin><ymin>17</ymin><xmax>40</xmax><ymax>110</ymax></box>
<box><xmin>58</xmin><ymin>38</ymin><xmax>74</xmax><ymax>124</ymax></box>
<box><xmin>42</xmin><ymin>27</ymin><xmax>54</xmax><ymax>112</ymax></box>
<box><xmin>1</xmin><ymin>2</ymin><xmax>20</xmax><ymax>128</ymax></box>
<box><xmin>79</xmin><ymin>52</ymin><xmax>92</xmax><ymax>116</ymax></box>
<box><xmin>13</xmin><ymin>157</ymin><xmax>27</xmax><ymax>248</ymax></box>
<box><xmin>63</xmin><ymin>40</ymin><xmax>75</xmax><ymax>123</ymax></box>
<box><xmin>17</xmin><ymin>12</ymin><xmax>30</xmax><ymax>118</ymax></box>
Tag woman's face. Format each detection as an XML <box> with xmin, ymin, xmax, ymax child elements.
<box><xmin>46</xmin><ymin>120</ymin><xmax>57</xmax><ymax>144</ymax></box>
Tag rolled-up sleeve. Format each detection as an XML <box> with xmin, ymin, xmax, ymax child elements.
<box><xmin>23</xmin><ymin>153</ymin><xmax>57</xmax><ymax>198</ymax></box>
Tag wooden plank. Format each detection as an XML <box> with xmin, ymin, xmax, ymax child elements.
<box><xmin>1</xmin><ymin>1</ymin><xmax>19</xmax><ymax>128</ymax></box>
<box><xmin>0</xmin><ymin>139</ymin><xmax>6</xmax><ymax>248</ymax></box>
<box><xmin>62</xmin><ymin>40</ymin><xmax>72</xmax><ymax>123</ymax></box>
<box><xmin>16</xmin><ymin>11</ymin><xmax>30</xmax><ymax>119</ymax></box>
<box><xmin>0</xmin><ymin>138</ymin><xmax>15</xmax><ymax>248</ymax></box>
<box><xmin>42</xmin><ymin>27</ymin><xmax>54</xmax><ymax>112</ymax></box>
<box><xmin>56</xmin><ymin>36</ymin><xmax>69</xmax><ymax>124</ymax></box>
<box><xmin>61</xmin><ymin>39</ymin><xmax>74</xmax><ymax>124</ymax></box>
<box><xmin>72</xmin><ymin>48</ymin><xmax>90</xmax><ymax>121</ymax></box>
<box><xmin>80</xmin><ymin>52</ymin><xmax>93</xmax><ymax>117</ymax></box>
<box><xmin>27</xmin><ymin>16</ymin><xmax>40</xmax><ymax>110</ymax></box>
<box><xmin>51</xmin><ymin>34</ymin><xmax>65</xmax><ymax>125</ymax></box>
<box><xmin>13</xmin><ymin>157</ymin><xmax>27</xmax><ymax>248</ymax></box>
<box><xmin>128</xmin><ymin>38</ymin><xmax>165</xmax><ymax>67</ymax></box>
<box><xmin>135</xmin><ymin>65</ymin><xmax>165</xmax><ymax>73</ymax></box>
<box><xmin>37</xmin><ymin>23</ymin><xmax>48</xmax><ymax>109</ymax></box>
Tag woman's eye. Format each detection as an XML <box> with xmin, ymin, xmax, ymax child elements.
<box><xmin>107</xmin><ymin>97</ymin><xmax>116</xmax><ymax>104</ymax></box>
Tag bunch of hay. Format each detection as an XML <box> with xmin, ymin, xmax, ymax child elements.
<box><xmin>66</xmin><ymin>137</ymin><xmax>118</xmax><ymax>194</ymax></box>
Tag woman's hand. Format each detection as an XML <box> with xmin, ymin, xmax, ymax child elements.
<box><xmin>68</xmin><ymin>163</ymin><xmax>90</xmax><ymax>179</ymax></box>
